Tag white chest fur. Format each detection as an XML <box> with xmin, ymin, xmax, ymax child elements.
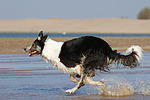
<box><xmin>42</xmin><ymin>38</ymin><xmax>81</xmax><ymax>75</ymax></box>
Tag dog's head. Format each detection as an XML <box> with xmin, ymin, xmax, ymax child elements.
<box><xmin>24</xmin><ymin>31</ymin><xmax>48</xmax><ymax>57</ymax></box>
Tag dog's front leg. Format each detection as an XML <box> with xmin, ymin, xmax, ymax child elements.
<box><xmin>65</xmin><ymin>73</ymin><xmax>86</xmax><ymax>94</ymax></box>
<box><xmin>69</xmin><ymin>74</ymin><xmax>79</xmax><ymax>84</ymax></box>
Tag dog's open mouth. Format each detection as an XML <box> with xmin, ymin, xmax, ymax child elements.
<box><xmin>29</xmin><ymin>50</ymin><xmax>38</xmax><ymax>57</ymax></box>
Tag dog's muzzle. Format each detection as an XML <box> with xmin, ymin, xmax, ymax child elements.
<box><xmin>24</xmin><ymin>48</ymin><xmax>38</xmax><ymax>57</ymax></box>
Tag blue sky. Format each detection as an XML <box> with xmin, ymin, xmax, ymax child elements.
<box><xmin>0</xmin><ymin>0</ymin><xmax>149</xmax><ymax>20</ymax></box>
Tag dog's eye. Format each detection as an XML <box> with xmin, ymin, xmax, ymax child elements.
<box><xmin>34</xmin><ymin>40</ymin><xmax>41</xmax><ymax>45</ymax></box>
<box><xmin>32</xmin><ymin>44</ymin><xmax>37</xmax><ymax>48</ymax></box>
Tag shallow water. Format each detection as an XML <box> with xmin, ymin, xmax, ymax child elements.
<box><xmin>0</xmin><ymin>52</ymin><xmax>150</xmax><ymax>100</ymax></box>
<box><xmin>0</xmin><ymin>33</ymin><xmax>150</xmax><ymax>38</ymax></box>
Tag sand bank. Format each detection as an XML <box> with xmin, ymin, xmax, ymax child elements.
<box><xmin>0</xmin><ymin>37</ymin><xmax>149</xmax><ymax>54</ymax></box>
<box><xmin>0</xmin><ymin>18</ymin><xmax>150</xmax><ymax>33</ymax></box>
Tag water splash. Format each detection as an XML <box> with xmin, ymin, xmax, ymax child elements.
<box><xmin>97</xmin><ymin>76</ymin><xmax>150</xmax><ymax>96</ymax></box>
<box><xmin>97</xmin><ymin>76</ymin><xmax>134</xmax><ymax>97</ymax></box>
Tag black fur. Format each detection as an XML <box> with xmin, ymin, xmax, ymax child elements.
<box><xmin>109</xmin><ymin>50</ymin><xmax>139</xmax><ymax>68</ymax></box>
<box><xmin>59</xmin><ymin>36</ymin><xmax>139</xmax><ymax>74</ymax></box>
<box><xmin>59</xmin><ymin>36</ymin><xmax>112</xmax><ymax>67</ymax></box>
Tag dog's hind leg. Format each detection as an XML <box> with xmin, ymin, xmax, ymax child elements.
<box><xmin>69</xmin><ymin>74</ymin><xmax>79</xmax><ymax>84</ymax></box>
<box><xmin>65</xmin><ymin>73</ymin><xmax>86</xmax><ymax>94</ymax></box>
<box><xmin>86</xmin><ymin>77</ymin><xmax>104</xmax><ymax>86</ymax></box>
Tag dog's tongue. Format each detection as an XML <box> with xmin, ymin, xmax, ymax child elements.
<box><xmin>29</xmin><ymin>52</ymin><xmax>32</xmax><ymax>56</ymax></box>
<box><xmin>29</xmin><ymin>51</ymin><xmax>36</xmax><ymax>56</ymax></box>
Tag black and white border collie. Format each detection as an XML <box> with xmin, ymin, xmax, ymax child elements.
<box><xmin>24</xmin><ymin>31</ymin><xmax>143</xmax><ymax>94</ymax></box>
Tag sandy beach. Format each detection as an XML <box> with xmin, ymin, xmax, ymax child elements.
<box><xmin>0</xmin><ymin>37</ymin><xmax>149</xmax><ymax>54</ymax></box>
<box><xmin>0</xmin><ymin>18</ymin><xmax>149</xmax><ymax>100</ymax></box>
<box><xmin>0</xmin><ymin>18</ymin><xmax>150</xmax><ymax>54</ymax></box>
<box><xmin>0</xmin><ymin>18</ymin><xmax>150</xmax><ymax>33</ymax></box>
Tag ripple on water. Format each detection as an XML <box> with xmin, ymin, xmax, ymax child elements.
<box><xmin>134</xmin><ymin>77</ymin><xmax>150</xmax><ymax>96</ymax></box>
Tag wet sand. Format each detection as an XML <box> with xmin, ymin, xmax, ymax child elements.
<box><xmin>0</xmin><ymin>37</ymin><xmax>150</xmax><ymax>54</ymax></box>
<box><xmin>0</xmin><ymin>52</ymin><xmax>149</xmax><ymax>100</ymax></box>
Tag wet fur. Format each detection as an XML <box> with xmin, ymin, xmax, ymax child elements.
<box><xmin>24</xmin><ymin>31</ymin><xmax>142</xmax><ymax>94</ymax></box>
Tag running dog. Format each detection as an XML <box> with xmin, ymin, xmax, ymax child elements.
<box><xmin>24</xmin><ymin>31</ymin><xmax>143</xmax><ymax>94</ymax></box>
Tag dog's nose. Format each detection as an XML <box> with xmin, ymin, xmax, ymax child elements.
<box><xmin>24</xmin><ymin>48</ymin><xmax>26</xmax><ymax>51</ymax></box>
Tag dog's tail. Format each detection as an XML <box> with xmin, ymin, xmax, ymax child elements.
<box><xmin>108</xmin><ymin>45</ymin><xmax>143</xmax><ymax>68</ymax></box>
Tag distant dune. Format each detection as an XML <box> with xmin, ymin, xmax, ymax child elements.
<box><xmin>0</xmin><ymin>18</ymin><xmax>150</xmax><ymax>33</ymax></box>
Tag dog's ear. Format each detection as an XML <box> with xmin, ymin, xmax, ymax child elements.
<box><xmin>41</xmin><ymin>35</ymin><xmax>48</xmax><ymax>43</ymax></box>
<box><xmin>37</xmin><ymin>31</ymin><xmax>43</xmax><ymax>40</ymax></box>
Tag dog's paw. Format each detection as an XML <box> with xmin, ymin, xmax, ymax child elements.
<box><xmin>98</xmin><ymin>81</ymin><xmax>105</xmax><ymax>86</ymax></box>
<box><xmin>65</xmin><ymin>89</ymin><xmax>75</xmax><ymax>94</ymax></box>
